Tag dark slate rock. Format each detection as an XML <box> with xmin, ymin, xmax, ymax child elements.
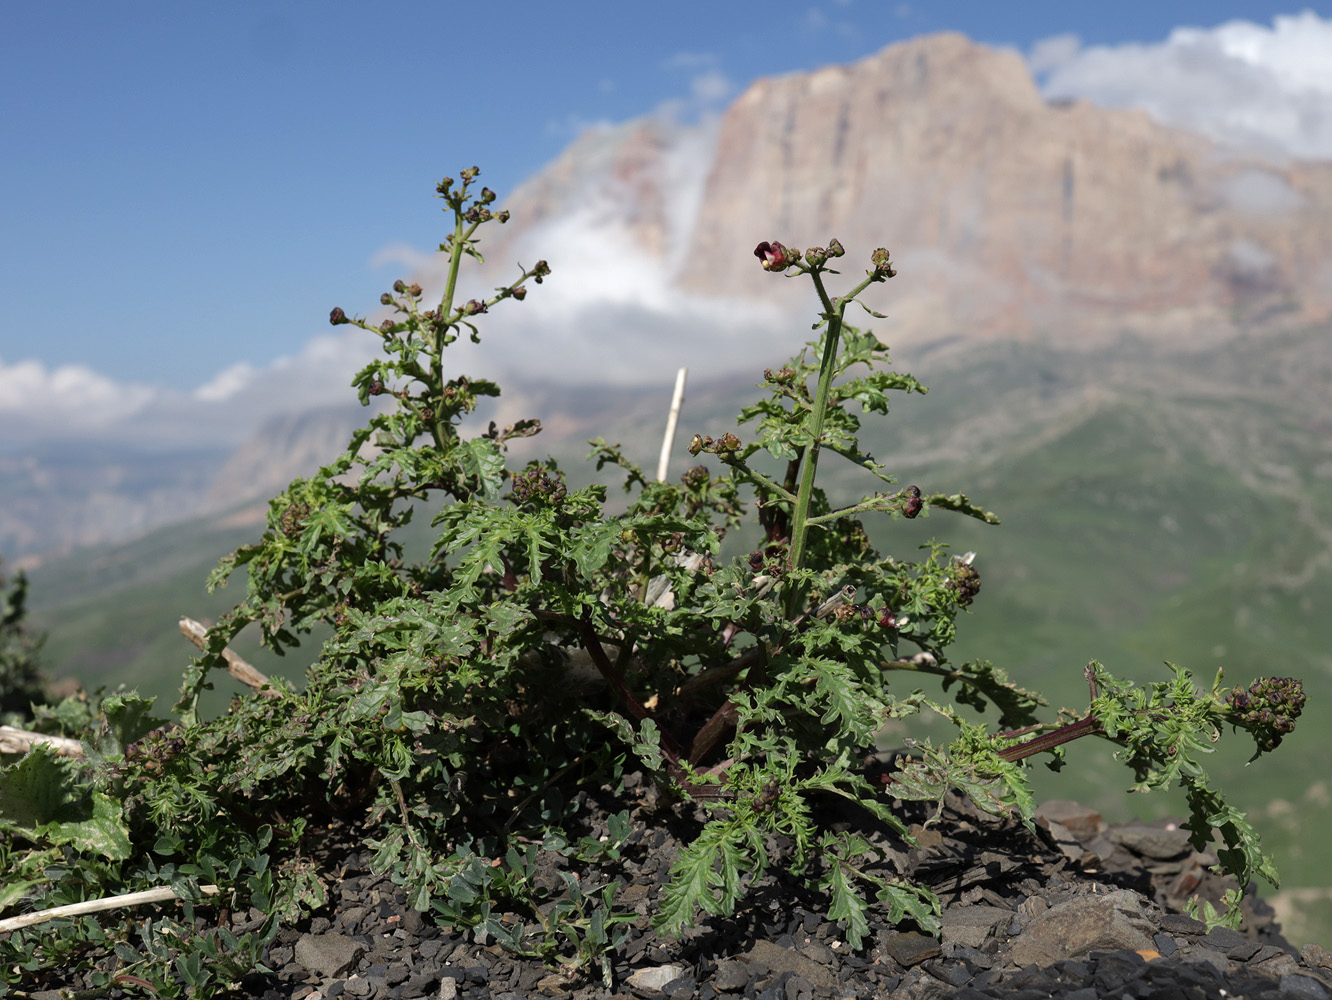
<box><xmin>1110</xmin><ymin>823</ymin><xmax>1194</xmax><ymax>860</ymax></box>
<box><xmin>294</xmin><ymin>932</ymin><xmax>367</xmax><ymax>979</ymax></box>
<box><xmin>1010</xmin><ymin>891</ymin><xmax>1156</xmax><ymax>967</ymax></box>
<box><xmin>940</xmin><ymin>904</ymin><xmax>1011</xmax><ymax>951</ymax></box>
<box><xmin>711</xmin><ymin>958</ymin><xmax>751</xmax><ymax>992</ymax></box>
<box><xmin>881</xmin><ymin>930</ymin><xmax>943</xmax><ymax>967</ymax></box>
<box><xmin>1281</xmin><ymin>973</ymin><xmax>1331</xmax><ymax>999</ymax></box>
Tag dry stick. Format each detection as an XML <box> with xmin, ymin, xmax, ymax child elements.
<box><xmin>0</xmin><ymin>725</ymin><xmax>84</xmax><ymax>758</ymax></box>
<box><xmin>656</xmin><ymin>367</ymin><xmax>688</xmax><ymax>482</ymax></box>
<box><xmin>179</xmin><ymin>617</ymin><xmax>281</xmax><ymax>698</ymax></box>
<box><xmin>0</xmin><ymin>885</ymin><xmax>222</xmax><ymax>934</ymax></box>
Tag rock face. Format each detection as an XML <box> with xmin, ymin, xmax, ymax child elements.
<box><xmin>677</xmin><ymin>32</ymin><xmax>1332</xmax><ymax>345</ymax></box>
<box><xmin>485</xmin><ymin>33</ymin><xmax>1332</xmax><ymax>351</ymax></box>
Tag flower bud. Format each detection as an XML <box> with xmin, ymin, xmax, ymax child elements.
<box><xmin>682</xmin><ymin>465</ymin><xmax>709</xmax><ymax>489</ymax></box>
<box><xmin>381</xmin><ymin>293</ymin><xmax>393</xmax><ymax>306</ymax></box>
<box><xmin>512</xmin><ymin>285</ymin><xmax>527</xmax><ymax>301</ymax></box>
<box><xmin>436</xmin><ymin>177</ymin><xmax>454</xmax><ymax>195</ymax></box>
<box><xmin>464</xmin><ymin>299</ymin><xmax>487</xmax><ymax>315</ymax></box>
<box><xmin>870</xmin><ymin>248</ymin><xmax>897</xmax><ymax>279</ymax></box>
<box><xmin>407</xmin><ymin>283</ymin><xmax>422</xmax><ymax>297</ymax></box>
<box><xmin>329</xmin><ymin>307</ymin><xmax>348</xmax><ymax>325</ymax></box>
<box><xmin>805</xmin><ymin>246</ymin><xmax>827</xmax><ymax>267</ymax></box>
<box><xmin>827</xmin><ymin>238</ymin><xmax>845</xmax><ymax>258</ymax></box>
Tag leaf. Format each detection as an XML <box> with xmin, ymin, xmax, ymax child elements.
<box><xmin>820</xmin><ymin>839</ymin><xmax>871</xmax><ymax>950</ymax></box>
<box><xmin>653</xmin><ymin>818</ymin><xmax>748</xmax><ymax>935</ymax></box>
<box><xmin>460</xmin><ymin>437</ymin><xmax>508</xmax><ymax>501</ymax></box>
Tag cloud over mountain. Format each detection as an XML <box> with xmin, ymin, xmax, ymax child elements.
<box><xmin>1031</xmin><ymin>11</ymin><xmax>1332</xmax><ymax>160</ymax></box>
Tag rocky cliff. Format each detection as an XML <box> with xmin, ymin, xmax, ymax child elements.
<box><xmin>482</xmin><ymin>33</ymin><xmax>1332</xmax><ymax>351</ymax></box>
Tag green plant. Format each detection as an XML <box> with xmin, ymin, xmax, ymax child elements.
<box><xmin>0</xmin><ymin>168</ymin><xmax>1306</xmax><ymax>991</ymax></box>
<box><xmin>1</xmin><ymin>558</ymin><xmax>47</xmax><ymax>720</ymax></box>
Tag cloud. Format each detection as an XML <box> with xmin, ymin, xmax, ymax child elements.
<box><xmin>0</xmin><ymin>357</ymin><xmax>156</xmax><ymax>443</ymax></box>
<box><xmin>1029</xmin><ymin>11</ymin><xmax>1332</xmax><ymax>160</ymax></box>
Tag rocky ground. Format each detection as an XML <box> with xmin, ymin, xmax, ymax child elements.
<box><xmin>19</xmin><ymin>776</ymin><xmax>1332</xmax><ymax>1000</ymax></box>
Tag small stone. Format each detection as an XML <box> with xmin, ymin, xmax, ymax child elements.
<box><xmin>712</xmin><ymin>959</ymin><xmax>752</xmax><ymax>992</ymax></box>
<box><xmin>1010</xmin><ymin>891</ymin><xmax>1155</xmax><ymax>967</ymax></box>
<box><xmin>1201</xmin><ymin>925</ymin><xmax>1247</xmax><ymax>953</ymax></box>
<box><xmin>746</xmin><ymin>940</ymin><xmax>837</xmax><ymax>993</ymax></box>
<box><xmin>665</xmin><ymin>975</ymin><xmax>697</xmax><ymax>998</ymax></box>
<box><xmin>627</xmin><ymin>963</ymin><xmax>691</xmax><ymax>993</ymax></box>
<box><xmin>1109</xmin><ymin>823</ymin><xmax>1192</xmax><ymax>860</ymax></box>
<box><xmin>1159</xmin><ymin>912</ymin><xmax>1208</xmax><ymax>936</ymax></box>
<box><xmin>295</xmin><ymin>933</ymin><xmax>367</xmax><ymax>979</ymax></box>
<box><xmin>881</xmin><ymin>931</ymin><xmax>942</xmax><ymax>967</ymax></box>
<box><xmin>1153</xmin><ymin>933</ymin><xmax>1179</xmax><ymax>957</ymax></box>
<box><xmin>1035</xmin><ymin>801</ymin><xmax>1105</xmax><ymax>843</ymax></box>
<box><xmin>941</xmin><ymin>905</ymin><xmax>1011</xmax><ymax>950</ymax></box>
<box><xmin>1281</xmin><ymin>974</ymin><xmax>1331</xmax><ymax>999</ymax></box>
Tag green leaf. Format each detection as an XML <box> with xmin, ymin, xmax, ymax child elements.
<box><xmin>460</xmin><ymin>437</ymin><xmax>508</xmax><ymax>501</ymax></box>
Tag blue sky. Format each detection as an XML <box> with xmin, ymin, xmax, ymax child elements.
<box><xmin>3</xmin><ymin>1</ymin><xmax>1330</xmax><ymax>446</ymax></box>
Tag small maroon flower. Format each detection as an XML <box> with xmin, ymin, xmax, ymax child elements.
<box><xmin>754</xmin><ymin>241</ymin><xmax>791</xmax><ymax>271</ymax></box>
<box><xmin>903</xmin><ymin>497</ymin><xmax>923</xmax><ymax>519</ymax></box>
<box><xmin>329</xmin><ymin>307</ymin><xmax>348</xmax><ymax>325</ymax></box>
<box><xmin>878</xmin><ymin>609</ymin><xmax>897</xmax><ymax>629</ymax></box>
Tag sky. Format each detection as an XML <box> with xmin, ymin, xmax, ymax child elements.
<box><xmin>3</xmin><ymin>1</ymin><xmax>1331</xmax><ymax>448</ymax></box>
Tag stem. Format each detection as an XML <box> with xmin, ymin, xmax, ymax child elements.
<box><xmin>428</xmin><ymin>210</ymin><xmax>473</xmax><ymax>452</ymax></box>
<box><xmin>996</xmin><ymin>715</ymin><xmax>1101</xmax><ymax>762</ymax></box>
<box><xmin>784</xmin><ymin>271</ymin><xmax>844</xmax><ymax>616</ymax></box>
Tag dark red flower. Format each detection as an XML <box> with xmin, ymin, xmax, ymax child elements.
<box><xmin>754</xmin><ymin>241</ymin><xmax>791</xmax><ymax>271</ymax></box>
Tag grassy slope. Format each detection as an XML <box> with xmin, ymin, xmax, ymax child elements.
<box><xmin>22</xmin><ymin>324</ymin><xmax>1332</xmax><ymax>942</ymax></box>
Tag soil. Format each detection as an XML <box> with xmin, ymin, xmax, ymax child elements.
<box><xmin>17</xmin><ymin>769</ymin><xmax>1332</xmax><ymax>1000</ymax></box>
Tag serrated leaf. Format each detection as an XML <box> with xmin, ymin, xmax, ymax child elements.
<box><xmin>821</xmin><ymin>852</ymin><xmax>871</xmax><ymax>949</ymax></box>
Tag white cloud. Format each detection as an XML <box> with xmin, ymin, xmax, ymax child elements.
<box><xmin>0</xmin><ymin>356</ymin><xmax>156</xmax><ymax>440</ymax></box>
<box><xmin>1030</xmin><ymin>11</ymin><xmax>1332</xmax><ymax>160</ymax></box>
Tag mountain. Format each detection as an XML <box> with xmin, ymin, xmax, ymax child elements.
<box><xmin>478</xmin><ymin>32</ymin><xmax>1332</xmax><ymax>352</ymax></box>
<box><xmin>1</xmin><ymin>406</ymin><xmax>367</xmax><ymax>567</ymax></box>
<box><xmin>9</xmin><ymin>32</ymin><xmax>1332</xmax><ymax>565</ymax></box>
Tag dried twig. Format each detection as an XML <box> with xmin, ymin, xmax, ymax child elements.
<box><xmin>0</xmin><ymin>725</ymin><xmax>84</xmax><ymax>758</ymax></box>
<box><xmin>179</xmin><ymin>617</ymin><xmax>280</xmax><ymax>698</ymax></box>
<box><xmin>656</xmin><ymin>367</ymin><xmax>688</xmax><ymax>482</ymax></box>
<box><xmin>0</xmin><ymin>885</ymin><xmax>222</xmax><ymax>933</ymax></box>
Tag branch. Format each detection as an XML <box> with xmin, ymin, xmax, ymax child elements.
<box><xmin>179</xmin><ymin>617</ymin><xmax>280</xmax><ymax>699</ymax></box>
<box><xmin>656</xmin><ymin>367</ymin><xmax>688</xmax><ymax>482</ymax></box>
<box><xmin>0</xmin><ymin>884</ymin><xmax>222</xmax><ymax>933</ymax></box>
<box><xmin>0</xmin><ymin>725</ymin><xmax>84</xmax><ymax>758</ymax></box>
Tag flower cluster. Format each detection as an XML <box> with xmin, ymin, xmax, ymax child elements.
<box><xmin>752</xmin><ymin>237</ymin><xmax>851</xmax><ymax>274</ymax></box>
<box><xmin>688</xmin><ymin>432</ymin><xmax>742</xmax><ymax>456</ymax></box>
<box><xmin>827</xmin><ymin>603</ymin><xmax>899</xmax><ymax>630</ymax></box>
<box><xmin>1224</xmin><ymin>676</ymin><xmax>1307</xmax><ymax>751</ymax></box>
<box><xmin>946</xmin><ymin>560</ymin><xmax>982</xmax><ymax>606</ymax></box>
<box><xmin>508</xmin><ymin>469</ymin><xmax>567</xmax><ymax>508</ymax></box>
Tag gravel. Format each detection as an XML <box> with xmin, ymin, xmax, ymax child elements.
<box><xmin>16</xmin><ymin>775</ymin><xmax>1332</xmax><ymax>999</ymax></box>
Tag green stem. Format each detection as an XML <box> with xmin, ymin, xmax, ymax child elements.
<box><xmin>429</xmin><ymin>211</ymin><xmax>473</xmax><ymax>451</ymax></box>
<box><xmin>783</xmin><ymin>269</ymin><xmax>844</xmax><ymax>616</ymax></box>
